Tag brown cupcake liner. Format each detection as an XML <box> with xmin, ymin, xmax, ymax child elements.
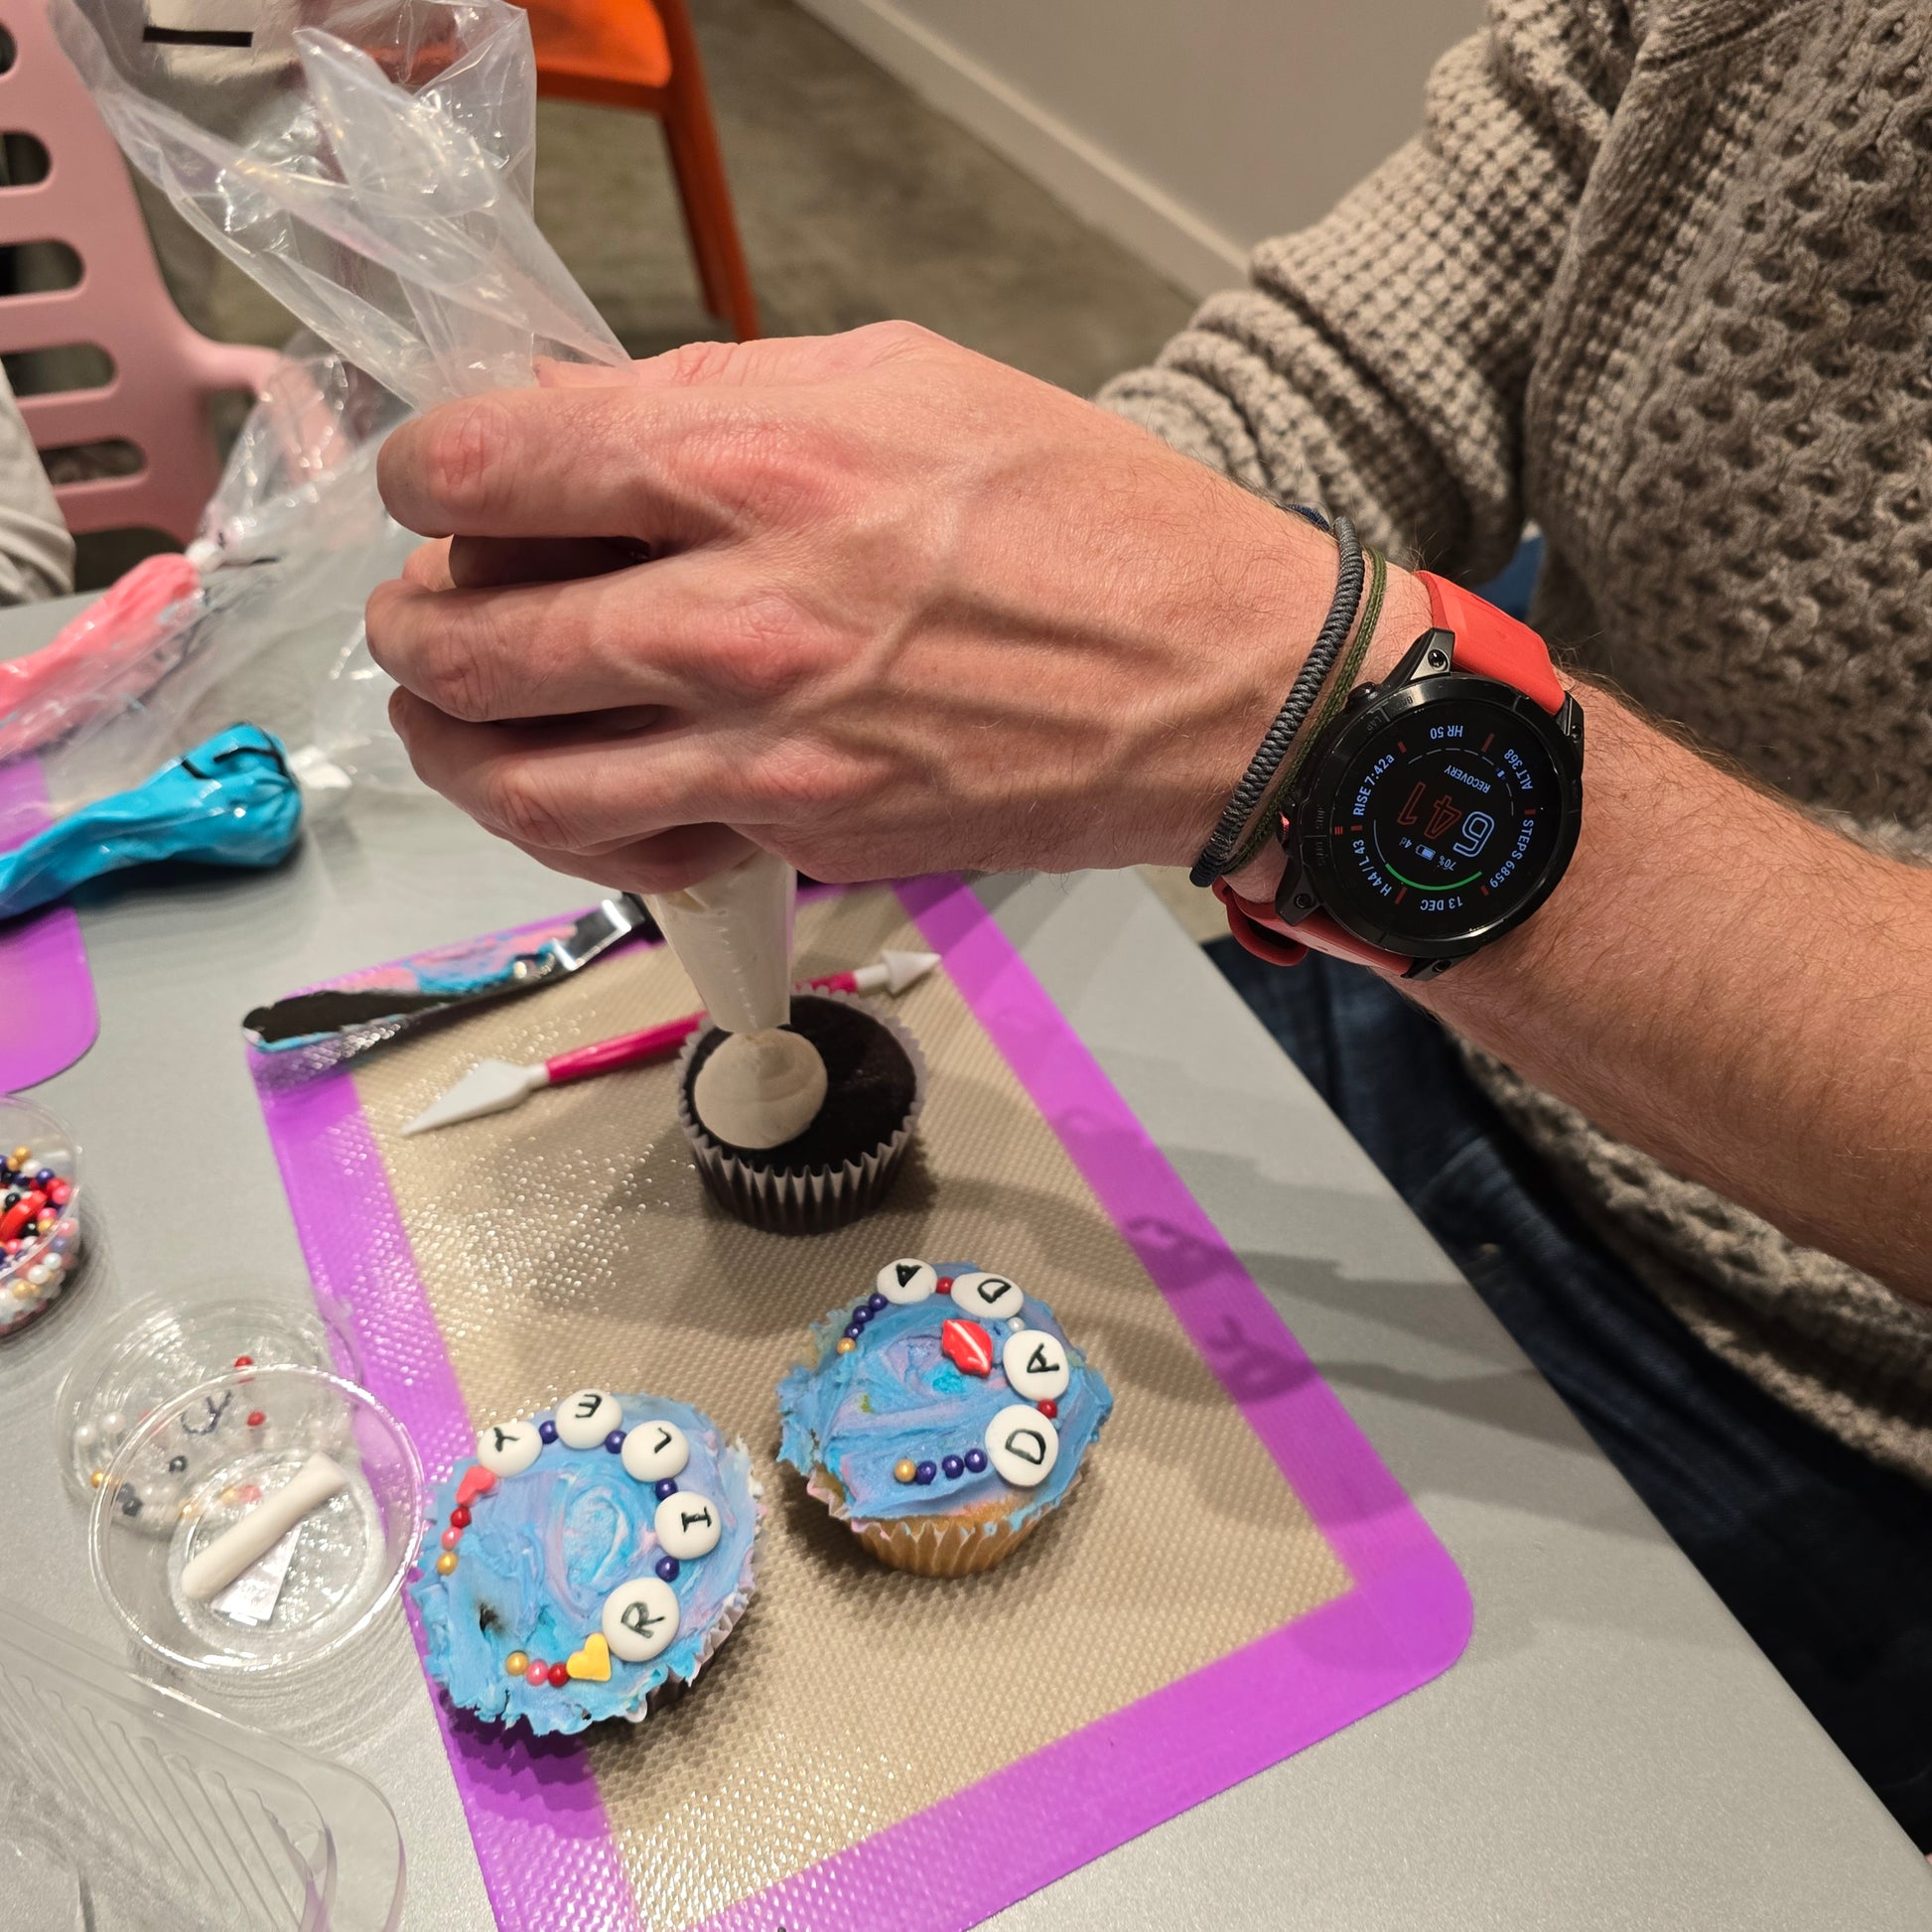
<box><xmin>674</xmin><ymin>990</ymin><xmax>927</xmax><ymax>1236</ymax></box>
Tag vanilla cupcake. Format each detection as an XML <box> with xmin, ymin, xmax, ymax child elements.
<box><xmin>776</xmin><ymin>1259</ymin><xmax>1113</xmax><ymax>1576</ymax></box>
<box><xmin>413</xmin><ymin>1392</ymin><xmax>759</xmax><ymax>1735</ymax></box>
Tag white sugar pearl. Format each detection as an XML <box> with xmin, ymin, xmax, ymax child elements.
<box><xmin>985</xmin><ymin>1405</ymin><xmax>1059</xmax><ymax>1487</ymax></box>
<box><xmin>73</xmin><ymin>1421</ymin><xmax>98</xmax><ymax>1449</ymax></box>
<box><xmin>26</xmin><ymin>1265</ymin><xmax>48</xmax><ymax>1287</ymax></box>
<box><xmin>621</xmin><ymin>1421</ymin><xmax>690</xmax><ymax>1484</ymax></box>
<box><xmin>876</xmin><ymin>1258</ymin><xmax>936</xmax><ymax>1305</ymax></box>
<box><xmin>655</xmin><ymin>1490</ymin><xmax>722</xmax><ymax>1560</ymax></box>
<box><xmin>101</xmin><ymin>1412</ymin><xmax>124</xmax><ymax>1437</ymax></box>
<box><xmin>603</xmin><ymin>1577</ymin><xmax>680</xmax><ymax>1662</ymax></box>
<box><xmin>950</xmin><ymin>1272</ymin><xmax>1023</xmax><ymax>1324</ymax></box>
<box><xmin>1003</xmin><ymin>1328</ymin><xmax>1070</xmax><ymax>1402</ymax></box>
<box><xmin>476</xmin><ymin>1418</ymin><xmax>542</xmax><ymax>1475</ymax></box>
<box><xmin>555</xmin><ymin>1389</ymin><xmax>621</xmax><ymax>1449</ymax></box>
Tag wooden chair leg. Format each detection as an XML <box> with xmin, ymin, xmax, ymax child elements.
<box><xmin>654</xmin><ymin>0</ymin><xmax>759</xmax><ymax>341</ymax></box>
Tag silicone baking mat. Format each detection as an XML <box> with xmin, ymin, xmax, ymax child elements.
<box><xmin>0</xmin><ymin>758</ymin><xmax>96</xmax><ymax>1089</ymax></box>
<box><xmin>251</xmin><ymin>876</ymin><xmax>1469</xmax><ymax>1932</ymax></box>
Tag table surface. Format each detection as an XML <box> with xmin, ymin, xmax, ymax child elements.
<box><xmin>6</xmin><ymin>593</ymin><xmax>1928</xmax><ymax>1932</ymax></box>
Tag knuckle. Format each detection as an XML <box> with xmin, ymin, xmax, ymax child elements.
<box><xmin>717</xmin><ymin>590</ymin><xmax>818</xmax><ymax>700</ymax></box>
<box><xmin>481</xmin><ymin>760</ymin><xmax>573</xmax><ymax>851</ymax></box>
<box><xmin>412</xmin><ymin>626</ymin><xmax>495</xmax><ymax>725</ymax></box>
<box><xmin>746</xmin><ymin>738</ymin><xmax>844</xmax><ymax>818</ymax></box>
<box><xmin>658</xmin><ymin>339</ymin><xmax>746</xmax><ymax>387</ymax></box>
<box><xmin>854</xmin><ymin>318</ymin><xmax>937</xmax><ymax>360</ymax></box>
<box><xmin>417</xmin><ymin>399</ymin><xmax>513</xmax><ymax>525</ymax></box>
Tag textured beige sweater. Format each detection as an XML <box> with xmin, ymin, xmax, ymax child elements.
<box><xmin>1101</xmin><ymin>0</ymin><xmax>1932</xmax><ymax>1483</ymax></box>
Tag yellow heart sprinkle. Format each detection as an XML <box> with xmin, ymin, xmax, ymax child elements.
<box><xmin>566</xmin><ymin>1632</ymin><xmax>612</xmax><ymax>1682</ymax></box>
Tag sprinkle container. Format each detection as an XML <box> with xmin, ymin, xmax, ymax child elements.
<box><xmin>0</xmin><ymin>1093</ymin><xmax>85</xmax><ymax>1340</ymax></box>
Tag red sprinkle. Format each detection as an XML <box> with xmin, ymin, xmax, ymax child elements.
<box><xmin>246</xmin><ymin>1410</ymin><xmax>266</xmax><ymax>1428</ymax></box>
<box><xmin>935</xmin><ymin>1277</ymin><xmax>954</xmax><ymax>1295</ymax></box>
<box><xmin>450</xmin><ymin>1505</ymin><xmax>471</xmax><ymax>1529</ymax></box>
<box><xmin>546</xmin><ymin>1662</ymin><xmax>569</xmax><ymax>1688</ymax></box>
<box><xmin>233</xmin><ymin>1355</ymin><xmax>253</xmax><ymax>1368</ymax></box>
<box><xmin>1037</xmin><ymin>1399</ymin><xmax>1058</xmax><ymax>1420</ymax></box>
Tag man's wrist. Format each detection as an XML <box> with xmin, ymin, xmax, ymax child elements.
<box><xmin>1221</xmin><ymin>563</ymin><xmax>1431</xmax><ymax>904</ymax></box>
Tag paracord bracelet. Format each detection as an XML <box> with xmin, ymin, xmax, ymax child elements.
<box><xmin>1188</xmin><ymin>515</ymin><xmax>1365</xmax><ymax>887</ymax></box>
<box><xmin>1222</xmin><ymin>545</ymin><xmax>1386</xmax><ymax>876</ymax></box>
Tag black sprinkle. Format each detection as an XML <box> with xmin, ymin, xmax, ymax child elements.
<box><xmin>477</xmin><ymin>1603</ymin><xmax>500</xmax><ymax>1635</ymax></box>
<box><xmin>685</xmin><ymin>996</ymin><xmax>914</xmax><ymax>1172</ymax></box>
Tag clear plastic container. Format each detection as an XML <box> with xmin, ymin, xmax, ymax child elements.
<box><xmin>0</xmin><ymin>1093</ymin><xmax>84</xmax><ymax>1339</ymax></box>
<box><xmin>55</xmin><ymin>1290</ymin><xmax>355</xmax><ymax>1510</ymax></box>
<box><xmin>0</xmin><ymin>1594</ymin><xmax>405</xmax><ymax>1930</ymax></box>
<box><xmin>89</xmin><ymin>1365</ymin><xmax>423</xmax><ymax>1678</ymax></box>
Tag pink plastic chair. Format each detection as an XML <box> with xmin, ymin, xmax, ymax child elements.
<box><xmin>0</xmin><ymin>0</ymin><xmax>278</xmax><ymax>547</ymax></box>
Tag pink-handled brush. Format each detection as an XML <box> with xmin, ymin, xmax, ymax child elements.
<box><xmin>401</xmin><ymin>949</ymin><xmax>941</xmax><ymax>1135</ymax></box>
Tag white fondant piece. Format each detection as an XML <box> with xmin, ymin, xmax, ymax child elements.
<box><xmin>621</xmin><ymin>1420</ymin><xmax>691</xmax><ymax>1484</ymax></box>
<box><xmin>655</xmin><ymin>1489</ymin><xmax>723</xmax><ymax>1560</ymax></box>
<box><xmin>556</xmin><ymin>1390</ymin><xmax>622</xmax><ymax>1449</ymax></box>
<box><xmin>602</xmin><ymin>1576</ymin><xmax>681</xmax><ymax>1662</ymax></box>
<box><xmin>877</xmin><ymin>1258</ymin><xmax>936</xmax><ymax>1305</ymax></box>
<box><xmin>985</xmin><ymin>1406</ymin><xmax>1059</xmax><ymax>1487</ymax></box>
<box><xmin>692</xmin><ymin>1028</ymin><xmax>827</xmax><ymax>1149</ymax></box>
<box><xmin>476</xmin><ymin>1418</ymin><xmax>542</xmax><ymax>1475</ymax></box>
<box><xmin>950</xmin><ymin>1272</ymin><xmax>1024</xmax><ymax>1324</ymax></box>
<box><xmin>1003</xmin><ymin>1329</ymin><xmax>1071</xmax><ymax>1401</ymax></box>
<box><xmin>180</xmin><ymin>1452</ymin><xmax>349</xmax><ymax>1601</ymax></box>
<box><xmin>644</xmin><ymin>848</ymin><xmax>797</xmax><ymax>1036</ymax></box>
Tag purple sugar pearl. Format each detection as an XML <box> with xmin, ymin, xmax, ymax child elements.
<box><xmin>604</xmin><ymin>1429</ymin><xmax>626</xmax><ymax>1452</ymax></box>
<box><xmin>913</xmin><ymin>1460</ymin><xmax>937</xmax><ymax>1485</ymax></box>
<box><xmin>655</xmin><ymin>1555</ymin><xmax>680</xmax><ymax>1583</ymax></box>
<box><xmin>964</xmin><ymin>1448</ymin><xmax>988</xmax><ymax>1474</ymax></box>
<box><xmin>866</xmin><ymin>1293</ymin><xmax>887</xmax><ymax>1312</ymax></box>
<box><xmin>941</xmin><ymin>1454</ymin><xmax>964</xmax><ymax>1479</ymax></box>
<box><xmin>843</xmin><ymin>1321</ymin><xmax>863</xmax><ymax>1340</ymax></box>
<box><xmin>654</xmin><ymin>1477</ymin><xmax>679</xmax><ymax>1500</ymax></box>
<box><xmin>538</xmin><ymin>1419</ymin><xmax>558</xmax><ymax>1445</ymax></box>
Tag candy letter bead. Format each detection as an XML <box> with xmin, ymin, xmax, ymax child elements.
<box><xmin>476</xmin><ymin>1419</ymin><xmax>542</xmax><ymax>1476</ymax></box>
<box><xmin>555</xmin><ymin>1390</ymin><xmax>622</xmax><ymax>1449</ymax></box>
<box><xmin>950</xmin><ymin>1272</ymin><xmax>1023</xmax><ymax>1324</ymax></box>
<box><xmin>621</xmin><ymin>1420</ymin><xmax>691</xmax><ymax>1485</ymax></box>
<box><xmin>985</xmin><ymin>1405</ymin><xmax>1059</xmax><ymax>1487</ymax></box>
<box><xmin>655</xmin><ymin>1490</ymin><xmax>722</xmax><ymax>1560</ymax></box>
<box><xmin>877</xmin><ymin>1258</ymin><xmax>937</xmax><ymax>1305</ymax></box>
<box><xmin>603</xmin><ymin>1577</ymin><xmax>681</xmax><ymax>1663</ymax></box>
<box><xmin>1003</xmin><ymin>1329</ymin><xmax>1070</xmax><ymax>1402</ymax></box>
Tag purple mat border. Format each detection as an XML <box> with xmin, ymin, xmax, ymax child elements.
<box><xmin>0</xmin><ymin>759</ymin><xmax>96</xmax><ymax>1091</ymax></box>
<box><xmin>252</xmin><ymin>876</ymin><xmax>1469</xmax><ymax>1932</ymax></box>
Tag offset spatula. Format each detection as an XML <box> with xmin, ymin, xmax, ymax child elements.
<box><xmin>402</xmin><ymin>948</ymin><xmax>941</xmax><ymax>1134</ymax></box>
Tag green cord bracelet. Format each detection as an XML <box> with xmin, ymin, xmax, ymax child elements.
<box><xmin>1224</xmin><ymin>546</ymin><xmax>1388</xmax><ymax>876</ymax></box>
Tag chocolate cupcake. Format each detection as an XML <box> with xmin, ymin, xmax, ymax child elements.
<box><xmin>675</xmin><ymin>991</ymin><xmax>925</xmax><ymax>1234</ymax></box>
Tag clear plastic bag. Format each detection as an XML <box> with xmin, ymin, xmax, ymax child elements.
<box><xmin>0</xmin><ymin>351</ymin><xmax>416</xmax><ymax>840</ymax></box>
<box><xmin>50</xmin><ymin>0</ymin><xmax>629</xmax><ymax>411</ymax></box>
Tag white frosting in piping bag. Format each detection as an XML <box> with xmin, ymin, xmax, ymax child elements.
<box><xmin>646</xmin><ymin>850</ymin><xmax>832</xmax><ymax>1146</ymax></box>
<box><xmin>644</xmin><ymin>849</ymin><xmax>798</xmax><ymax>1035</ymax></box>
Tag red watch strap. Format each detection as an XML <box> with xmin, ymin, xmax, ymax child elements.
<box><xmin>1212</xmin><ymin>881</ymin><xmax>1414</xmax><ymax>976</ymax></box>
<box><xmin>1416</xmin><ymin>571</ymin><xmax>1564</xmax><ymax>714</ymax></box>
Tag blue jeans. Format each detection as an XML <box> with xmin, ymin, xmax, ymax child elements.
<box><xmin>1209</xmin><ymin>939</ymin><xmax>1932</xmax><ymax>1851</ymax></box>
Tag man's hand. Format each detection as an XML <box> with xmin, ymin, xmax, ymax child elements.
<box><xmin>366</xmin><ymin>323</ymin><xmax>1389</xmax><ymax>895</ymax></box>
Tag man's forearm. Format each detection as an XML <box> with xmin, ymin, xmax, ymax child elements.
<box><xmin>1417</xmin><ymin>673</ymin><xmax>1932</xmax><ymax>1297</ymax></box>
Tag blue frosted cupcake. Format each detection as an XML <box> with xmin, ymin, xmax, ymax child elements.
<box><xmin>413</xmin><ymin>1391</ymin><xmax>759</xmax><ymax>1736</ymax></box>
<box><xmin>777</xmin><ymin>1260</ymin><xmax>1113</xmax><ymax>1575</ymax></box>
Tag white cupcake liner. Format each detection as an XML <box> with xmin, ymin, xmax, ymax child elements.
<box><xmin>674</xmin><ymin>990</ymin><xmax>927</xmax><ymax>1235</ymax></box>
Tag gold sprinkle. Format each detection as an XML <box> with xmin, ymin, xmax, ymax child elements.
<box><xmin>893</xmin><ymin>1457</ymin><xmax>917</xmax><ymax>1483</ymax></box>
<box><xmin>504</xmin><ymin>1650</ymin><xmax>528</xmax><ymax>1677</ymax></box>
<box><xmin>836</xmin><ymin>1337</ymin><xmax>856</xmax><ymax>1355</ymax></box>
<box><xmin>88</xmin><ymin>1469</ymin><xmax>104</xmax><ymax>1489</ymax></box>
<box><xmin>435</xmin><ymin>1551</ymin><xmax>458</xmax><ymax>1576</ymax></box>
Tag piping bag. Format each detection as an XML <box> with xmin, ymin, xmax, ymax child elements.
<box><xmin>52</xmin><ymin>0</ymin><xmax>827</xmax><ymax>1129</ymax></box>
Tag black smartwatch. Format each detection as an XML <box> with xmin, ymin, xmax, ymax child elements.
<box><xmin>1214</xmin><ymin>571</ymin><xmax>1584</xmax><ymax>979</ymax></box>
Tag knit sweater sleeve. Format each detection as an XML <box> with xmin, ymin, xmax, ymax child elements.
<box><xmin>1097</xmin><ymin>0</ymin><xmax>1636</xmax><ymax>582</ymax></box>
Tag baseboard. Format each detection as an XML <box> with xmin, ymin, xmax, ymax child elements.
<box><xmin>792</xmin><ymin>0</ymin><xmax>1248</xmax><ymax>299</ymax></box>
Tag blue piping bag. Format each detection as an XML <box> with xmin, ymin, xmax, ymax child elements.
<box><xmin>0</xmin><ymin>724</ymin><xmax>302</xmax><ymax>921</ymax></box>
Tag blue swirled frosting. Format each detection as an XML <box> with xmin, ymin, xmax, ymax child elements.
<box><xmin>776</xmin><ymin>1262</ymin><xmax>1112</xmax><ymax>1534</ymax></box>
<box><xmin>412</xmin><ymin>1395</ymin><xmax>759</xmax><ymax>1737</ymax></box>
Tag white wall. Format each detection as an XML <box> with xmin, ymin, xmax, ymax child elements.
<box><xmin>794</xmin><ymin>0</ymin><xmax>1484</xmax><ymax>297</ymax></box>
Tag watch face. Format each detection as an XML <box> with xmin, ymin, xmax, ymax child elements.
<box><xmin>1302</xmin><ymin>682</ymin><xmax>1580</xmax><ymax>955</ymax></box>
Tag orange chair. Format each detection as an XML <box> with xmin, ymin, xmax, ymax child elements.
<box><xmin>0</xmin><ymin>0</ymin><xmax>277</xmax><ymax>548</ymax></box>
<box><xmin>523</xmin><ymin>0</ymin><xmax>759</xmax><ymax>341</ymax></box>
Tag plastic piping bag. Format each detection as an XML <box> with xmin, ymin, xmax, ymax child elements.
<box><xmin>0</xmin><ymin>725</ymin><xmax>302</xmax><ymax>921</ymax></box>
<box><xmin>52</xmin><ymin>0</ymin><xmax>797</xmax><ymax>1034</ymax></box>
